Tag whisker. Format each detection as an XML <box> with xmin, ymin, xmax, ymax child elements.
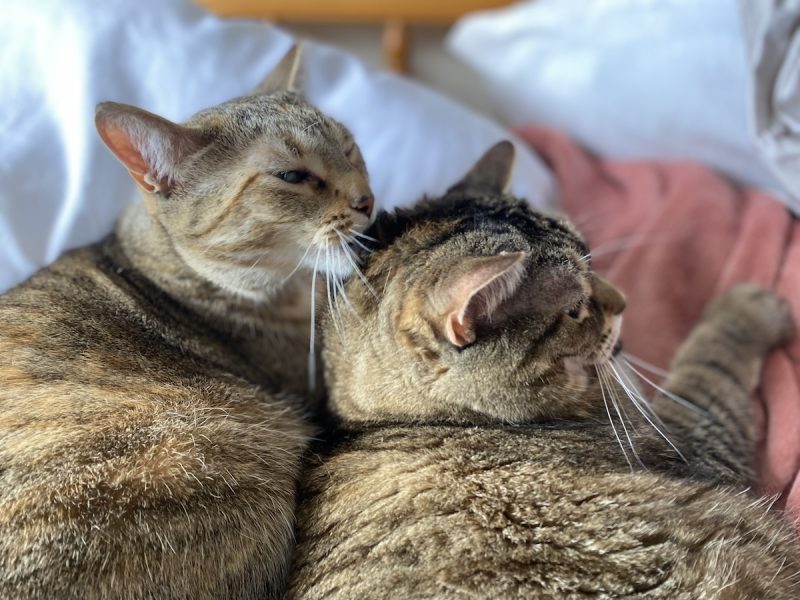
<box><xmin>342</xmin><ymin>241</ymin><xmax>365</xmax><ymax>265</ymax></box>
<box><xmin>616</xmin><ymin>361</ymin><xmax>677</xmax><ymax>437</ymax></box>
<box><xmin>332</xmin><ymin>275</ymin><xmax>352</xmax><ymax>310</ymax></box>
<box><xmin>608</xmin><ymin>377</ymin><xmax>639</xmax><ymax>435</ymax></box>
<box><xmin>333</xmin><ymin>273</ymin><xmax>362</xmax><ymax>320</ymax></box>
<box><xmin>622</xmin><ymin>352</ymin><xmax>669</xmax><ymax>378</ymax></box>
<box><xmin>600</xmin><ymin>365</ymin><xmax>643</xmax><ymax>467</ymax></box>
<box><xmin>322</xmin><ymin>233</ymin><xmax>363</xmax><ymax>320</ymax></box>
<box><xmin>597</xmin><ymin>365</ymin><xmax>633</xmax><ymax>470</ymax></box>
<box><xmin>622</xmin><ymin>357</ymin><xmax>710</xmax><ymax>418</ymax></box>
<box><xmin>588</xmin><ymin>227</ymin><xmax>692</xmax><ymax>261</ymax></box>
<box><xmin>334</xmin><ymin>229</ymin><xmax>364</xmax><ymax>264</ymax></box>
<box><xmin>590</xmin><ymin>238</ymin><xmax>655</xmax><ymax>259</ymax></box>
<box><xmin>324</xmin><ymin>247</ymin><xmax>343</xmax><ymax>339</ymax></box>
<box><xmin>609</xmin><ymin>360</ymin><xmax>687</xmax><ymax>462</ymax></box>
<box><xmin>334</xmin><ymin>230</ymin><xmax>378</xmax><ymax>298</ymax></box>
<box><xmin>612</xmin><ymin>360</ymin><xmax>664</xmax><ymax>424</ymax></box>
<box><xmin>349</xmin><ymin>230</ymin><xmax>379</xmax><ymax>243</ymax></box>
<box><xmin>330</xmin><ymin>264</ymin><xmax>349</xmax><ymax>328</ymax></box>
<box><xmin>346</xmin><ymin>231</ymin><xmax>373</xmax><ymax>253</ymax></box>
<box><xmin>243</xmin><ymin>252</ymin><xmax>266</xmax><ymax>278</ymax></box>
<box><xmin>281</xmin><ymin>243</ymin><xmax>314</xmax><ymax>285</ymax></box>
<box><xmin>601</xmin><ymin>364</ymin><xmax>639</xmax><ymax>430</ymax></box>
<box><xmin>236</xmin><ymin>245</ymin><xmax>278</xmax><ymax>288</ymax></box>
<box><xmin>307</xmin><ymin>248</ymin><xmax>321</xmax><ymax>391</ymax></box>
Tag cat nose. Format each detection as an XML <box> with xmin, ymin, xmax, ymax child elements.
<box><xmin>593</xmin><ymin>276</ymin><xmax>626</xmax><ymax>315</ymax></box>
<box><xmin>606</xmin><ymin>292</ymin><xmax>626</xmax><ymax>316</ymax></box>
<box><xmin>612</xmin><ymin>294</ymin><xmax>626</xmax><ymax>315</ymax></box>
<box><xmin>350</xmin><ymin>194</ymin><xmax>374</xmax><ymax>217</ymax></box>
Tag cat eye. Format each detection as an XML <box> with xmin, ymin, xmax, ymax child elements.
<box><xmin>276</xmin><ymin>170</ymin><xmax>309</xmax><ymax>184</ymax></box>
<box><xmin>565</xmin><ymin>302</ymin><xmax>583</xmax><ymax>319</ymax></box>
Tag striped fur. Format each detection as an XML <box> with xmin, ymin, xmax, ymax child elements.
<box><xmin>288</xmin><ymin>143</ymin><xmax>800</xmax><ymax>599</ymax></box>
<box><xmin>0</xmin><ymin>50</ymin><xmax>372</xmax><ymax>599</ymax></box>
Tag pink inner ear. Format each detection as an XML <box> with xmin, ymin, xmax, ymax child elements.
<box><xmin>446</xmin><ymin>313</ymin><xmax>475</xmax><ymax>347</ymax></box>
<box><xmin>443</xmin><ymin>252</ymin><xmax>527</xmax><ymax>348</ymax></box>
<box><xmin>97</xmin><ymin>125</ymin><xmax>158</xmax><ymax>193</ymax></box>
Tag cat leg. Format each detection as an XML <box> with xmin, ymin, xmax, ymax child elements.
<box><xmin>650</xmin><ymin>284</ymin><xmax>794</xmax><ymax>482</ymax></box>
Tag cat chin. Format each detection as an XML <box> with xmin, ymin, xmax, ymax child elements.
<box><xmin>304</xmin><ymin>245</ymin><xmax>354</xmax><ymax>280</ymax></box>
<box><xmin>563</xmin><ymin>357</ymin><xmax>590</xmax><ymax>390</ymax></box>
<box><xmin>599</xmin><ymin>316</ymin><xmax>623</xmax><ymax>363</ymax></box>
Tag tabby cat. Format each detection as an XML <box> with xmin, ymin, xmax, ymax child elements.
<box><xmin>288</xmin><ymin>142</ymin><xmax>800</xmax><ymax>598</ymax></box>
<box><xmin>0</xmin><ymin>46</ymin><xmax>374</xmax><ymax>599</ymax></box>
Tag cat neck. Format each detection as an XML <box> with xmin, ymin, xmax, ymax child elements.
<box><xmin>115</xmin><ymin>202</ymin><xmax>317</xmax><ymax>397</ymax></box>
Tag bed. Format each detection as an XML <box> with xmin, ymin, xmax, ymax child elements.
<box><xmin>2</xmin><ymin>0</ymin><xmax>799</xmax><ymax>530</ymax></box>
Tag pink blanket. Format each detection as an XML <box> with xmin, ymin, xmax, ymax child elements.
<box><xmin>518</xmin><ymin>127</ymin><xmax>800</xmax><ymax>528</ymax></box>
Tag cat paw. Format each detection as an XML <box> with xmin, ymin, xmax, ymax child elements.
<box><xmin>705</xmin><ymin>284</ymin><xmax>795</xmax><ymax>350</ymax></box>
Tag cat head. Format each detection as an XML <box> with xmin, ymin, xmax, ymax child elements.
<box><xmin>322</xmin><ymin>141</ymin><xmax>626</xmax><ymax>425</ymax></box>
<box><xmin>95</xmin><ymin>45</ymin><xmax>373</xmax><ymax>300</ymax></box>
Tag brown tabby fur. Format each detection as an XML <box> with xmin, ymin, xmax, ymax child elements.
<box><xmin>288</xmin><ymin>142</ymin><xmax>800</xmax><ymax>598</ymax></box>
<box><xmin>0</xmin><ymin>47</ymin><xmax>373</xmax><ymax>599</ymax></box>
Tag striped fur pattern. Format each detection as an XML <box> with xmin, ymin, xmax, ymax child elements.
<box><xmin>0</xmin><ymin>48</ymin><xmax>373</xmax><ymax>599</ymax></box>
<box><xmin>288</xmin><ymin>142</ymin><xmax>800</xmax><ymax>598</ymax></box>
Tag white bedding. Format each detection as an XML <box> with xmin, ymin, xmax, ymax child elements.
<box><xmin>740</xmin><ymin>0</ymin><xmax>800</xmax><ymax>212</ymax></box>
<box><xmin>0</xmin><ymin>0</ymin><xmax>555</xmax><ymax>292</ymax></box>
<box><xmin>447</xmin><ymin>0</ymin><xmax>796</xmax><ymax>212</ymax></box>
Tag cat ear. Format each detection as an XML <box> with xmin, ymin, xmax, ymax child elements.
<box><xmin>254</xmin><ymin>43</ymin><xmax>304</xmax><ymax>95</ymax></box>
<box><xmin>95</xmin><ymin>102</ymin><xmax>206</xmax><ymax>196</ymax></box>
<box><xmin>438</xmin><ymin>251</ymin><xmax>528</xmax><ymax>347</ymax></box>
<box><xmin>447</xmin><ymin>140</ymin><xmax>516</xmax><ymax>196</ymax></box>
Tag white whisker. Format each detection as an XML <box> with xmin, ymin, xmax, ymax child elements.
<box><xmin>588</xmin><ymin>233</ymin><xmax>670</xmax><ymax>260</ymax></box>
<box><xmin>623</xmin><ymin>352</ymin><xmax>669</xmax><ymax>378</ymax></box>
<box><xmin>622</xmin><ymin>357</ymin><xmax>710</xmax><ymax>418</ymax></box>
<box><xmin>308</xmin><ymin>248</ymin><xmax>321</xmax><ymax>391</ymax></box>
<box><xmin>324</xmin><ymin>246</ymin><xmax>343</xmax><ymax>338</ymax></box>
<box><xmin>609</xmin><ymin>377</ymin><xmax>639</xmax><ymax>435</ymax></box>
<box><xmin>597</xmin><ymin>365</ymin><xmax>633</xmax><ymax>470</ymax></box>
<box><xmin>333</xmin><ymin>273</ymin><xmax>361</xmax><ymax>320</ymax></box>
<box><xmin>334</xmin><ymin>229</ymin><xmax>365</xmax><ymax>264</ymax></box>
<box><xmin>349</xmin><ymin>230</ymin><xmax>379</xmax><ymax>243</ymax></box>
<box><xmin>281</xmin><ymin>243</ymin><xmax>314</xmax><ymax>285</ymax></box>
<box><xmin>602</xmin><ymin>364</ymin><xmax>639</xmax><ymax>428</ymax></box>
<box><xmin>330</xmin><ymin>264</ymin><xmax>350</xmax><ymax>328</ymax></box>
<box><xmin>600</xmin><ymin>365</ymin><xmax>643</xmax><ymax>467</ymax></box>
<box><xmin>346</xmin><ymin>232</ymin><xmax>373</xmax><ymax>253</ymax></box>
<box><xmin>243</xmin><ymin>253</ymin><xmax>265</xmax><ymax>278</ymax></box>
<box><xmin>334</xmin><ymin>230</ymin><xmax>378</xmax><ymax>298</ymax></box>
<box><xmin>612</xmin><ymin>359</ymin><xmax>663</xmax><ymax>424</ymax></box>
<box><xmin>609</xmin><ymin>360</ymin><xmax>687</xmax><ymax>462</ymax></box>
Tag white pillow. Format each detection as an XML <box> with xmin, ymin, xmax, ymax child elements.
<box><xmin>0</xmin><ymin>0</ymin><xmax>555</xmax><ymax>292</ymax></box>
<box><xmin>447</xmin><ymin>0</ymin><xmax>783</xmax><ymax>199</ymax></box>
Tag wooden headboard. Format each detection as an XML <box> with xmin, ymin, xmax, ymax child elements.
<box><xmin>196</xmin><ymin>0</ymin><xmax>513</xmax><ymax>73</ymax></box>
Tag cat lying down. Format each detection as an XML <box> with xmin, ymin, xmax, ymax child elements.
<box><xmin>288</xmin><ymin>142</ymin><xmax>800</xmax><ymax>598</ymax></box>
<box><xmin>518</xmin><ymin>124</ymin><xmax>800</xmax><ymax>531</ymax></box>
